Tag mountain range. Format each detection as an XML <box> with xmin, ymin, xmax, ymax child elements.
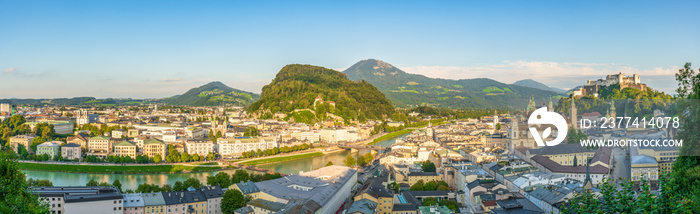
<box><xmin>343</xmin><ymin>59</ymin><xmax>564</xmax><ymax>109</ymax></box>
<box><xmin>512</xmin><ymin>79</ymin><xmax>567</xmax><ymax>94</ymax></box>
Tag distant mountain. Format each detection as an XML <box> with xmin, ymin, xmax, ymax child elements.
<box><xmin>248</xmin><ymin>64</ymin><xmax>394</xmax><ymax>123</ymax></box>
<box><xmin>343</xmin><ymin>59</ymin><xmax>564</xmax><ymax>109</ymax></box>
<box><xmin>0</xmin><ymin>97</ymin><xmax>144</xmax><ymax>106</ymax></box>
<box><xmin>162</xmin><ymin>81</ymin><xmax>259</xmax><ymax>106</ymax></box>
<box><xmin>512</xmin><ymin>79</ymin><xmax>567</xmax><ymax>93</ymax></box>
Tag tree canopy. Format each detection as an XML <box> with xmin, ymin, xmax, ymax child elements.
<box><xmin>0</xmin><ymin>152</ymin><xmax>49</xmax><ymax>213</ymax></box>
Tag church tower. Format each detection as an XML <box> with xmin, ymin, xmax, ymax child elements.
<box><xmin>583</xmin><ymin>161</ymin><xmax>593</xmax><ymax>190</ymax></box>
<box><xmin>610</xmin><ymin>100</ymin><xmax>616</xmax><ymax>118</ymax></box>
<box><xmin>548</xmin><ymin>97</ymin><xmax>553</xmax><ymax>112</ymax></box>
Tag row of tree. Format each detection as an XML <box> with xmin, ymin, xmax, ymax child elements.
<box><xmin>206</xmin><ymin>170</ymin><xmax>283</xmax><ymax>189</ymax></box>
<box><xmin>409</xmin><ymin>180</ymin><xmax>450</xmax><ymax>191</ymax></box>
<box><xmin>165</xmin><ymin>145</ymin><xmax>217</xmax><ymax>163</ymax></box>
<box><xmin>240</xmin><ymin>143</ymin><xmax>312</xmax><ymax>158</ymax></box>
<box><xmin>344</xmin><ymin>152</ymin><xmax>375</xmax><ymax>167</ymax></box>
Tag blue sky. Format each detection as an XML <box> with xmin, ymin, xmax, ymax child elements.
<box><xmin>1</xmin><ymin>0</ymin><xmax>698</xmax><ymax>98</ymax></box>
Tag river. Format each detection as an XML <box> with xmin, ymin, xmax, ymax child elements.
<box><xmin>22</xmin><ymin>132</ymin><xmax>411</xmax><ymax>190</ymax></box>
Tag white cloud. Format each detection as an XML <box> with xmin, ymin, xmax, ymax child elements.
<box><xmin>161</xmin><ymin>78</ymin><xmax>184</xmax><ymax>82</ymax></box>
<box><xmin>4</xmin><ymin>67</ymin><xmax>15</xmax><ymax>74</ymax></box>
<box><xmin>399</xmin><ymin>60</ymin><xmax>678</xmax><ymax>88</ymax></box>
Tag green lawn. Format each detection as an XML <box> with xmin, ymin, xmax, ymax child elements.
<box><xmin>192</xmin><ymin>162</ymin><xmax>219</xmax><ymax>166</ymax></box>
<box><xmin>368</xmin><ymin>129</ymin><xmax>413</xmax><ymax>145</ymax></box>
<box><xmin>18</xmin><ymin>162</ymin><xmax>222</xmax><ymax>174</ymax></box>
<box><xmin>237</xmin><ymin>152</ymin><xmax>323</xmax><ymax>166</ymax></box>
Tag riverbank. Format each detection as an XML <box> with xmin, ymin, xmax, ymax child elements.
<box><xmin>368</xmin><ymin>129</ymin><xmax>413</xmax><ymax>145</ymax></box>
<box><xmin>18</xmin><ymin>162</ymin><xmax>224</xmax><ymax>174</ymax></box>
<box><xmin>235</xmin><ymin>152</ymin><xmax>324</xmax><ymax>166</ymax></box>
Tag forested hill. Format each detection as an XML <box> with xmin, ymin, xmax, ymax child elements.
<box><xmin>162</xmin><ymin>81</ymin><xmax>259</xmax><ymax>106</ymax></box>
<box><xmin>248</xmin><ymin>64</ymin><xmax>395</xmax><ymax>123</ymax></box>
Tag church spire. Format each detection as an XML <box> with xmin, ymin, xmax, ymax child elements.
<box><xmin>583</xmin><ymin>160</ymin><xmax>593</xmax><ymax>190</ymax></box>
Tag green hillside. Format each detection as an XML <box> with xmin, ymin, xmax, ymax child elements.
<box><xmin>162</xmin><ymin>81</ymin><xmax>259</xmax><ymax>106</ymax></box>
<box><xmin>343</xmin><ymin>59</ymin><xmax>563</xmax><ymax>109</ymax></box>
<box><xmin>248</xmin><ymin>64</ymin><xmax>394</xmax><ymax>123</ymax></box>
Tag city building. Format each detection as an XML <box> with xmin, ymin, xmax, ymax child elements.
<box><xmin>216</xmin><ymin>137</ymin><xmax>277</xmax><ymax>158</ymax></box>
<box><xmin>61</xmin><ymin>143</ymin><xmax>82</xmax><ymax>160</ymax></box>
<box><xmin>142</xmin><ymin>192</ymin><xmax>166</xmax><ymax>214</ymax></box>
<box><xmin>199</xmin><ymin>186</ymin><xmax>224</xmax><ymax>214</ymax></box>
<box><xmin>123</xmin><ymin>193</ymin><xmax>145</xmax><ymax>214</ymax></box>
<box><xmin>253</xmin><ymin>165</ymin><xmax>358</xmax><ymax>214</ymax></box>
<box><xmin>408</xmin><ymin>172</ymin><xmax>442</xmax><ymax>186</ymax></box>
<box><xmin>229</xmin><ymin>181</ymin><xmax>260</xmax><ymax>198</ymax></box>
<box><xmin>631</xmin><ymin>155</ymin><xmax>659</xmax><ymax>182</ymax></box>
<box><xmin>162</xmin><ymin>187</ymin><xmax>207</xmax><ymax>214</ymax></box>
<box><xmin>637</xmin><ymin>145</ymin><xmax>679</xmax><ymax>173</ymax></box>
<box><xmin>247</xmin><ymin>199</ymin><xmax>286</xmax><ymax>213</ymax></box>
<box><xmin>143</xmin><ymin>138</ymin><xmax>166</xmax><ymax>159</ymax></box>
<box><xmin>9</xmin><ymin>134</ymin><xmax>36</xmax><ymax>153</ymax></box>
<box><xmin>185</xmin><ymin>140</ymin><xmax>215</xmax><ymax>156</ymax></box>
<box><xmin>112</xmin><ymin>129</ymin><xmax>127</xmax><ymax>138</ymax></box>
<box><xmin>347</xmin><ymin>198</ymin><xmax>377</xmax><ymax>214</ymax></box>
<box><xmin>114</xmin><ymin>140</ymin><xmax>137</xmax><ymax>158</ymax></box>
<box><xmin>31</xmin><ymin>186</ymin><xmax>124</xmax><ymax>214</ymax></box>
<box><xmin>67</xmin><ymin>133</ymin><xmax>90</xmax><ymax>149</ymax></box>
<box><xmin>354</xmin><ymin>177</ymin><xmax>394</xmax><ymax>214</ymax></box>
<box><xmin>36</xmin><ymin>141</ymin><xmax>61</xmax><ymax>159</ymax></box>
<box><xmin>26</xmin><ymin>120</ymin><xmax>74</xmax><ymax>135</ymax></box>
<box><xmin>88</xmin><ymin>136</ymin><xmax>114</xmax><ymax>153</ymax></box>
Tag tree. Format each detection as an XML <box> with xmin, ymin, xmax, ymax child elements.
<box><xmin>183</xmin><ymin>178</ymin><xmax>202</xmax><ymax>189</ymax></box>
<box><xmin>243</xmin><ymin>126</ymin><xmax>259</xmax><ymax>137</ymax></box>
<box><xmin>173</xmin><ymin>181</ymin><xmax>184</xmax><ymax>191</ymax></box>
<box><xmin>153</xmin><ymin>154</ymin><xmax>162</xmax><ymax>163</ymax></box>
<box><xmin>344</xmin><ymin>154</ymin><xmax>356</xmax><ymax>167</ymax></box>
<box><xmin>421</xmin><ymin>161</ymin><xmax>436</xmax><ymax>173</ymax></box>
<box><xmin>0</xmin><ymin>152</ymin><xmax>49</xmax><ymax>213</ymax></box>
<box><xmin>325</xmin><ymin>161</ymin><xmax>334</xmax><ymax>166</ymax></box>
<box><xmin>363</xmin><ymin>152</ymin><xmax>374</xmax><ymax>163</ymax></box>
<box><xmin>424</xmin><ymin>181</ymin><xmax>437</xmax><ymax>191</ymax></box>
<box><xmin>181</xmin><ymin>152</ymin><xmax>191</xmax><ymax>162</ymax></box>
<box><xmin>112</xmin><ymin>179</ymin><xmax>122</xmax><ymax>193</ymax></box>
<box><xmin>496</xmin><ymin>122</ymin><xmax>501</xmax><ymax>130</ymax></box>
<box><xmin>357</xmin><ymin>156</ymin><xmax>366</xmax><ymax>166</ymax></box>
<box><xmin>86</xmin><ymin>178</ymin><xmax>99</xmax><ymax>186</ymax></box>
<box><xmin>668</xmin><ymin>62</ymin><xmax>700</xmax><ymax>211</ymax></box>
<box><xmin>192</xmin><ymin>154</ymin><xmax>200</xmax><ymax>162</ymax></box>
<box><xmin>231</xmin><ymin>170</ymin><xmax>250</xmax><ymax>183</ymax></box>
<box><xmin>409</xmin><ymin>180</ymin><xmax>424</xmax><ymax>191</ymax></box>
<box><xmin>26</xmin><ymin>178</ymin><xmax>53</xmax><ymax>187</ymax></box>
<box><xmin>207</xmin><ymin>172</ymin><xmax>232</xmax><ymax>188</ymax></box>
<box><xmin>221</xmin><ymin>189</ymin><xmax>245</xmax><ymax>213</ymax></box>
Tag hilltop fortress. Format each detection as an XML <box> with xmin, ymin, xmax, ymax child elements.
<box><xmin>573</xmin><ymin>72</ymin><xmax>647</xmax><ymax>98</ymax></box>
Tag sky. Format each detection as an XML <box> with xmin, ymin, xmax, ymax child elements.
<box><xmin>1</xmin><ymin>0</ymin><xmax>699</xmax><ymax>98</ymax></box>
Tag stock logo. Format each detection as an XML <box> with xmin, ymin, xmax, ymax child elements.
<box><xmin>528</xmin><ymin>107</ymin><xmax>567</xmax><ymax>147</ymax></box>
